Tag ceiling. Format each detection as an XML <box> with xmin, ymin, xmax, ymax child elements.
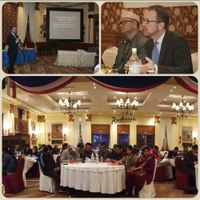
<box><xmin>2</xmin><ymin>76</ymin><xmax>198</xmax><ymax>118</ymax></box>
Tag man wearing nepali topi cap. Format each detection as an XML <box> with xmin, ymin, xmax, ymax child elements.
<box><xmin>113</xmin><ymin>9</ymin><xmax>148</xmax><ymax>69</ymax></box>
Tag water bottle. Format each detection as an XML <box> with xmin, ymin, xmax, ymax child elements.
<box><xmin>129</xmin><ymin>48</ymin><xmax>140</xmax><ymax>74</ymax></box>
<box><xmin>96</xmin><ymin>153</ymin><xmax>99</xmax><ymax>163</ymax></box>
<box><xmin>91</xmin><ymin>153</ymin><xmax>95</xmax><ymax>163</ymax></box>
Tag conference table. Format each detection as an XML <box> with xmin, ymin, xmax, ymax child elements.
<box><xmin>55</xmin><ymin>50</ymin><xmax>96</xmax><ymax>67</ymax></box>
<box><xmin>2</xmin><ymin>48</ymin><xmax>36</xmax><ymax>67</ymax></box>
<box><xmin>60</xmin><ymin>162</ymin><xmax>126</xmax><ymax>194</ymax></box>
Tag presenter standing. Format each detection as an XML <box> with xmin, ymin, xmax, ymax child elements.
<box><xmin>7</xmin><ymin>26</ymin><xmax>19</xmax><ymax>73</ymax></box>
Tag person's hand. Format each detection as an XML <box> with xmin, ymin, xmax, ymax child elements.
<box><xmin>54</xmin><ymin>167</ymin><xmax>60</xmax><ymax>171</ymax></box>
<box><xmin>140</xmin><ymin>57</ymin><xmax>155</xmax><ymax>73</ymax></box>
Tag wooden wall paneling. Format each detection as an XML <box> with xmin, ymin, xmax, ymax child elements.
<box><xmin>91</xmin><ymin>124</ymin><xmax>110</xmax><ymax>133</ymax></box>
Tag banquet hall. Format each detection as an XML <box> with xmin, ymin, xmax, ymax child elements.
<box><xmin>2</xmin><ymin>2</ymin><xmax>99</xmax><ymax>74</ymax></box>
<box><xmin>2</xmin><ymin>76</ymin><xmax>198</xmax><ymax>198</ymax></box>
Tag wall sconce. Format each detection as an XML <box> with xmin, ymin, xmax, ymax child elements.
<box><xmin>194</xmin><ymin>137</ymin><xmax>196</xmax><ymax>145</ymax></box>
<box><xmin>154</xmin><ymin>116</ymin><xmax>160</xmax><ymax>124</ymax></box>
<box><xmin>63</xmin><ymin>134</ymin><xmax>67</xmax><ymax>142</ymax></box>
<box><xmin>179</xmin><ymin>136</ymin><xmax>181</xmax><ymax>144</ymax></box>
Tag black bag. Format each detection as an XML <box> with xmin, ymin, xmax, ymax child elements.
<box><xmin>184</xmin><ymin>187</ymin><xmax>198</xmax><ymax>194</ymax></box>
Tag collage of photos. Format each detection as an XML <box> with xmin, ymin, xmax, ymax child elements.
<box><xmin>1</xmin><ymin>1</ymin><xmax>199</xmax><ymax>199</ymax></box>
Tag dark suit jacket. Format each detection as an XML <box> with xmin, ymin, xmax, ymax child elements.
<box><xmin>114</xmin><ymin>31</ymin><xmax>148</xmax><ymax>68</ymax></box>
<box><xmin>7</xmin><ymin>33</ymin><xmax>18</xmax><ymax>56</ymax></box>
<box><xmin>182</xmin><ymin>151</ymin><xmax>197</xmax><ymax>175</ymax></box>
<box><xmin>145</xmin><ymin>30</ymin><xmax>193</xmax><ymax>73</ymax></box>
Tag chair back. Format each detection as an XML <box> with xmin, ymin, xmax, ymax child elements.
<box><xmin>152</xmin><ymin>159</ymin><xmax>157</xmax><ymax>181</ymax></box>
<box><xmin>15</xmin><ymin>157</ymin><xmax>25</xmax><ymax>178</ymax></box>
<box><xmin>175</xmin><ymin>157</ymin><xmax>183</xmax><ymax>172</ymax></box>
<box><xmin>56</xmin><ymin>155</ymin><xmax>61</xmax><ymax>167</ymax></box>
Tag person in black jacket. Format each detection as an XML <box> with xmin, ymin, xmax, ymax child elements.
<box><xmin>182</xmin><ymin>145</ymin><xmax>198</xmax><ymax>187</ymax></box>
<box><xmin>141</xmin><ymin>5</ymin><xmax>193</xmax><ymax>74</ymax></box>
<box><xmin>7</xmin><ymin>26</ymin><xmax>19</xmax><ymax>73</ymax></box>
<box><xmin>42</xmin><ymin>145</ymin><xmax>60</xmax><ymax>187</ymax></box>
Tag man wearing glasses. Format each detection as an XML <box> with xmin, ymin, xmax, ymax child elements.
<box><xmin>113</xmin><ymin>9</ymin><xmax>148</xmax><ymax>69</ymax></box>
<box><xmin>140</xmin><ymin>5</ymin><xmax>193</xmax><ymax>74</ymax></box>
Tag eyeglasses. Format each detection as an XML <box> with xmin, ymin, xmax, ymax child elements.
<box><xmin>119</xmin><ymin>20</ymin><xmax>134</xmax><ymax>26</ymax></box>
<box><xmin>143</xmin><ymin>19</ymin><xmax>160</xmax><ymax>24</ymax></box>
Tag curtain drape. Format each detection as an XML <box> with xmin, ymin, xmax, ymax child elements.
<box><xmin>29</xmin><ymin>3</ymin><xmax>36</xmax><ymax>43</ymax></box>
<box><xmin>8</xmin><ymin>76</ymin><xmax>198</xmax><ymax>95</ymax></box>
<box><xmin>17</xmin><ymin>3</ymin><xmax>36</xmax><ymax>43</ymax></box>
<box><xmin>17</xmin><ymin>5</ymin><xmax>28</xmax><ymax>43</ymax></box>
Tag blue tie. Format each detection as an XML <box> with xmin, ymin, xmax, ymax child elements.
<box><xmin>152</xmin><ymin>41</ymin><xmax>159</xmax><ymax>64</ymax></box>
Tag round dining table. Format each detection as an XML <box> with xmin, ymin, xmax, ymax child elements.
<box><xmin>60</xmin><ymin>162</ymin><xmax>126</xmax><ymax>194</ymax></box>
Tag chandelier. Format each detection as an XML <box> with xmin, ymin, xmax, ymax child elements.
<box><xmin>172</xmin><ymin>95</ymin><xmax>194</xmax><ymax>118</ymax></box>
<box><xmin>58</xmin><ymin>92</ymin><xmax>81</xmax><ymax>115</ymax></box>
<box><xmin>115</xmin><ymin>93</ymin><xmax>139</xmax><ymax>115</ymax></box>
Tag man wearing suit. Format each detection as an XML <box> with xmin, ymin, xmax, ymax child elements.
<box><xmin>182</xmin><ymin>144</ymin><xmax>198</xmax><ymax>187</ymax></box>
<box><xmin>113</xmin><ymin>9</ymin><xmax>148</xmax><ymax>69</ymax></box>
<box><xmin>7</xmin><ymin>26</ymin><xmax>19</xmax><ymax>73</ymax></box>
<box><xmin>140</xmin><ymin>5</ymin><xmax>193</xmax><ymax>74</ymax></box>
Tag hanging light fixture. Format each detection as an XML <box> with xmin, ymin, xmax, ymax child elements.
<box><xmin>172</xmin><ymin>95</ymin><xmax>194</xmax><ymax>118</ymax></box>
<box><xmin>58</xmin><ymin>92</ymin><xmax>81</xmax><ymax>115</ymax></box>
<box><xmin>115</xmin><ymin>93</ymin><xmax>139</xmax><ymax>115</ymax></box>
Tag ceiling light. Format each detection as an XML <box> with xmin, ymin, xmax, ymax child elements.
<box><xmin>58</xmin><ymin>92</ymin><xmax>81</xmax><ymax>115</ymax></box>
<box><xmin>115</xmin><ymin>93</ymin><xmax>139</xmax><ymax>115</ymax></box>
<box><xmin>172</xmin><ymin>95</ymin><xmax>194</xmax><ymax>118</ymax></box>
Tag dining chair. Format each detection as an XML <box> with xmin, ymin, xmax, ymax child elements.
<box><xmin>175</xmin><ymin>157</ymin><xmax>190</xmax><ymax>189</ymax></box>
<box><xmin>38</xmin><ymin>162</ymin><xmax>57</xmax><ymax>193</ymax></box>
<box><xmin>3</xmin><ymin>157</ymin><xmax>25</xmax><ymax>193</ymax></box>
<box><xmin>138</xmin><ymin>159</ymin><xmax>157</xmax><ymax>198</ymax></box>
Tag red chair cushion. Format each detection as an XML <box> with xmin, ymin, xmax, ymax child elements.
<box><xmin>155</xmin><ymin>166</ymin><xmax>166</xmax><ymax>181</ymax></box>
<box><xmin>3</xmin><ymin>158</ymin><xmax>25</xmax><ymax>193</ymax></box>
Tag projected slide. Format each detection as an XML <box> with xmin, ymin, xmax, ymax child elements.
<box><xmin>47</xmin><ymin>8</ymin><xmax>84</xmax><ymax>41</ymax></box>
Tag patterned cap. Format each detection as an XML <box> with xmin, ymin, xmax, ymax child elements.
<box><xmin>121</xmin><ymin>9</ymin><xmax>140</xmax><ymax>23</ymax></box>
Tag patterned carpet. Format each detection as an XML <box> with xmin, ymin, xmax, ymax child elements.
<box><xmin>3</xmin><ymin>55</ymin><xmax>95</xmax><ymax>74</ymax></box>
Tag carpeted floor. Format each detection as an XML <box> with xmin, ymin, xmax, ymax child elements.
<box><xmin>3</xmin><ymin>55</ymin><xmax>95</xmax><ymax>74</ymax></box>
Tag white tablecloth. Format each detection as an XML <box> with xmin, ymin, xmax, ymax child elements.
<box><xmin>22</xmin><ymin>156</ymin><xmax>38</xmax><ymax>187</ymax></box>
<box><xmin>60</xmin><ymin>162</ymin><xmax>125</xmax><ymax>194</ymax></box>
<box><xmin>55</xmin><ymin>50</ymin><xmax>96</xmax><ymax>67</ymax></box>
<box><xmin>195</xmin><ymin>164</ymin><xmax>198</xmax><ymax>189</ymax></box>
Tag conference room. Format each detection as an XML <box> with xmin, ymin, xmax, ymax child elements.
<box><xmin>2</xmin><ymin>2</ymin><xmax>99</xmax><ymax>74</ymax></box>
<box><xmin>2</xmin><ymin>76</ymin><xmax>198</xmax><ymax>198</ymax></box>
<box><xmin>101</xmin><ymin>2</ymin><xmax>198</xmax><ymax>74</ymax></box>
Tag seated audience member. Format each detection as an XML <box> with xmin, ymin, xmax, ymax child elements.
<box><xmin>12</xmin><ymin>143</ymin><xmax>21</xmax><ymax>156</ymax></box>
<box><xmin>167</xmin><ymin>146</ymin><xmax>179</xmax><ymax>158</ymax></box>
<box><xmin>60</xmin><ymin>143</ymin><xmax>68</xmax><ymax>154</ymax></box>
<box><xmin>80</xmin><ymin>142</ymin><xmax>96</xmax><ymax>160</ymax></box>
<box><xmin>98</xmin><ymin>142</ymin><xmax>111</xmax><ymax>161</ymax></box>
<box><xmin>52</xmin><ymin>144</ymin><xmax>60</xmax><ymax>154</ymax></box>
<box><xmin>118</xmin><ymin>145</ymin><xmax>138</xmax><ymax>169</ymax></box>
<box><xmin>2</xmin><ymin>146</ymin><xmax>17</xmax><ymax>175</ymax></box>
<box><xmin>141</xmin><ymin>5</ymin><xmax>193</xmax><ymax>74</ymax></box>
<box><xmin>133</xmin><ymin>144</ymin><xmax>140</xmax><ymax>155</ymax></box>
<box><xmin>150</xmin><ymin>145</ymin><xmax>164</xmax><ymax>161</ymax></box>
<box><xmin>179</xmin><ymin>145</ymin><xmax>189</xmax><ymax>157</ymax></box>
<box><xmin>151</xmin><ymin>145</ymin><xmax>173</xmax><ymax>179</ymax></box>
<box><xmin>126</xmin><ymin>146</ymin><xmax>155</xmax><ymax>196</ymax></box>
<box><xmin>60</xmin><ymin>145</ymin><xmax>80</xmax><ymax>163</ymax></box>
<box><xmin>110</xmin><ymin>144</ymin><xmax>123</xmax><ymax>161</ymax></box>
<box><xmin>42</xmin><ymin>145</ymin><xmax>60</xmax><ymax>187</ymax></box>
<box><xmin>24</xmin><ymin>144</ymin><xmax>33</xmax><ymax>156</ymax></box>
<box><xmin>77</xmin><ymin>143</ymin><xmax>84</xmax><ymax>157</ymax></box>
<box><xmin>113</xmin><ymin>9</ymin><xmax>148</xmax><ymax>68</ymax></box>
<box><xmin>32</xmin><ymin>146</ymin><xmax>39</xmax><ymax>156</ymax></box>
<box><xmin>182</xmin><ymin>144</ymin><xmax>198</xmax><ymax>187</ymax></box>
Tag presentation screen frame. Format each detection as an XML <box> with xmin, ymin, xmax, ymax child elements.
<box><xmin>46</xmin><ymin>8</ymin><xmax>84</xmax><ymax>42</ymax></box>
